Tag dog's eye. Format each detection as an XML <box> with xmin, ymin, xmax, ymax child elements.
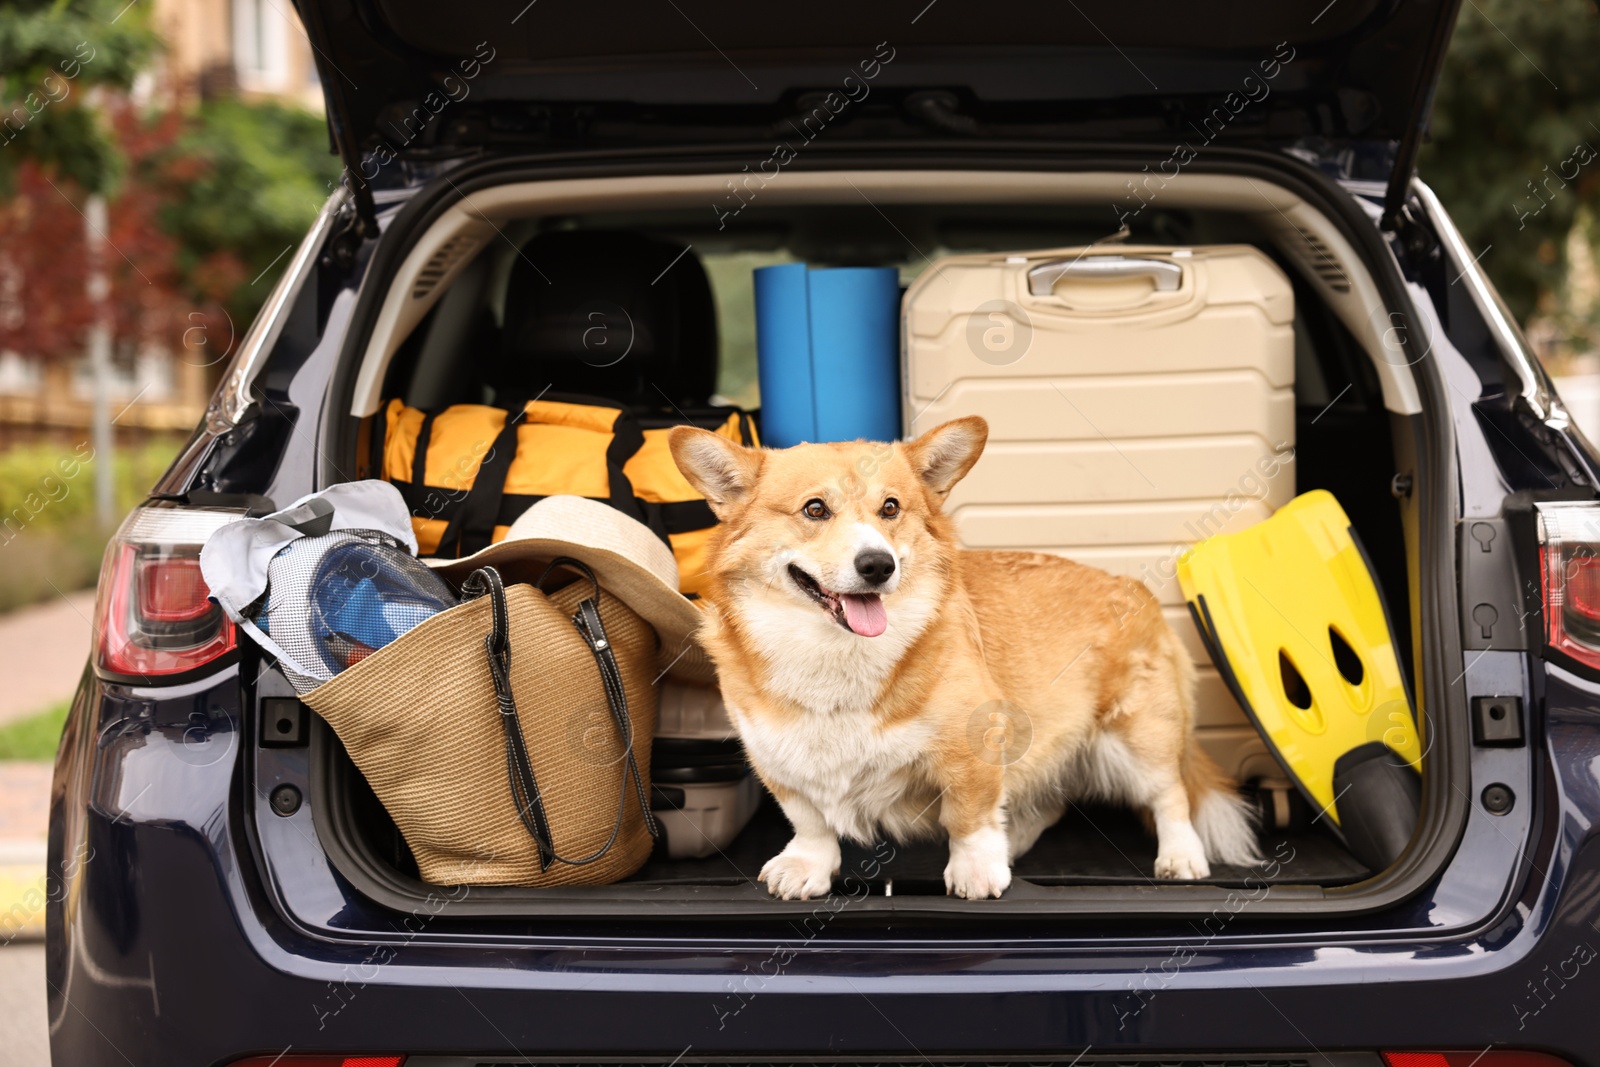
<box><xmin>803</xmin><ymin>498</ymin><xmax>831</xmax><ymax>520</ymax></box>
<box><xmin>880</xmin><ymin>498</ymin><xmax>900</xmax><ymax>519</ymax></box>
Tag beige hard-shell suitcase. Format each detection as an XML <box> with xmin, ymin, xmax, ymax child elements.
<box><xmin>902</xmin><ymin>244</ymin><xmax>1296</xmax><ymax>784</ymax></box>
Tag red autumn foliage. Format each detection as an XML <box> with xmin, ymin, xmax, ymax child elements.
<box><xmin>0</xmin><ymin>96</ymin><xmax>246</xmax><ymax>366</ymax></box>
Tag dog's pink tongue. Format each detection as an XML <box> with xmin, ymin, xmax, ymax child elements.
<box><xmin>841</xmin><ymin>594</ymin><xmax>887</xmax><ymax>637</ymax></box>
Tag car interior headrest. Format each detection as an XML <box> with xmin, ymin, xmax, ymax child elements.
<box><xmin>496</xmin><ymin>230</ymin><xmax>718</xmax><ymax>407</ymax></box>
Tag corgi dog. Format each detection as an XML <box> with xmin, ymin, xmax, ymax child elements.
<box><xmin>667</xmin><ymin>416</ymin><xmax>1260</xmax><ymax>900</ymax></box>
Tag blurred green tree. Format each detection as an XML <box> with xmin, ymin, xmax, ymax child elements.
<box><xmin>0</xmin><ymin>0</ymin><xmax>159</xmax><ymax>194</ymax></box>
<box><xmin>1422</xmin><ymin>0</ymin><xmax>1600</xmax><ymax>324</ymax></box>
<box><xmin>154</xmin><ymin>97</ymin><xmax>340</xmax><ymax>329</ymax></box>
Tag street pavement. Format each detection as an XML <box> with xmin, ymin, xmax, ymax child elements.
<box><xmin>0</xmin><ymin>592</ymin><xmax>94</xmax><ymax>725</ymax></box>
<box><xmin>0</xmin><ymin>944</ymin><xmax>48</xmax><ymax>1066</ymax></box>
<box><xmin>0</xmin><ymin>591</ymin><xmax>90</xmax><ymax>1067</ymax></box>
<box><xmin>0</xmin><ymin>765</ymin><xmax>53</xmax><ymax>1064</ymax></box>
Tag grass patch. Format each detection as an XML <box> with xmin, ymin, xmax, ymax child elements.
<box><xmin>0</xmin><ymin>437</ymin><xmax>185</xmax><ymax>613</ymax></box>
<box><xmin>0</xmin><ymin>701</ymin><xmax>69</xmax><ymax>762</ymax></box>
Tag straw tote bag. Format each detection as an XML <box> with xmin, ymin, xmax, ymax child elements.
<box><xmin>305</xmin><ymin>559</ymin><xmax>660</xmax><ymax>886</ymax></box>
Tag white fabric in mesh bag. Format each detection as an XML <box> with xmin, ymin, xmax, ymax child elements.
<box><xmin>201</xmin><ymin>482</ymin><xmax>455</xmax><ymax>695</ymax></box>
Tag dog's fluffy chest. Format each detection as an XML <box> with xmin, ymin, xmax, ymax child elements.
<box><xmin>732</xmin><ymin>704</ymin><xmax>941</xmax><ymax>845</ymax></box>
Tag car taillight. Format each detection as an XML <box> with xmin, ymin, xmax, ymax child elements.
<box><xmin>1537</xmin><ymin>501</ymin><xmax>1600</xmax><ymax>670</ymax></box>
<box><xmin>1384</xmin><ymin>1053</ymin><xmax>1574</xmax><ymax>1067</ymax></box>
<box><xmin>136</xmin><ymin>555</ymin><xmax>212</xmax><ymax>622</ymax></box>
<box><xmin>228</xmin><ymin>1056</ymin><xmax>404</xmax><ymax>1067</ymax></box>
<box><xmin>95</xmin><ymin>506</ymin><xmax>243</xmax><ymax>680</ymax></box>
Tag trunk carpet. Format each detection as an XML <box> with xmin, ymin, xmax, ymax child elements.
<box><xmin>627</xmin><ymin>794</ymin><xmax>1369</xmax><ymax>889</ymax></box>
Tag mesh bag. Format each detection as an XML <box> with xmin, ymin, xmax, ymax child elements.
<box><xmin>249</xmin><ymin>530</ymin><xmax>456</xmax><ymax>695</ymax></box>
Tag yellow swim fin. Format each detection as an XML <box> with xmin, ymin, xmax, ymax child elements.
<box><xmin>1177</xmin><ymin>490</ymin><xmax>1422</xmax><ymax>827</ymax></box>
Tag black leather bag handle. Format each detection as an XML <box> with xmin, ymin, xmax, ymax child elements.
<box><xmin>536</xmin><ymin>557</ymin><xmax>659</xmax><ymax>850</ymax></box>
<box><xmin>461</xmin><ymin>563</ymin><xmax>657</xmax><ymax>872</ymax></box>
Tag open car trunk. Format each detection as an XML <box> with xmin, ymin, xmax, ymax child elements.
<box><xmin>273</xmin><ymin>160</ymin><xmax>1455</xmax><ymax>921</ymax></box>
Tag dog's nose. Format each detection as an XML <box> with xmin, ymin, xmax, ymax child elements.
<box><xmin>854</xmin><ymin>549</ymin><xmax>896</xmax><ymax>586</ymax></box>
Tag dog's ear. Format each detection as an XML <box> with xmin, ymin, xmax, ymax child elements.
<box><xmin>905</xmin><ymin>416</ymin><xmax>988</xmax><ymax>499</ymax></box>
<box><xmin>669</xmin><ymin>426</ymin><xmax>762</xmax><ymax>517</ymax></box>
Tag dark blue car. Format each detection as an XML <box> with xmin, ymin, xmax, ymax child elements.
<box><xmin>47</xmin><ymin>1</ymin><xmax>1600</xmax><ymax>1064</ymax></box>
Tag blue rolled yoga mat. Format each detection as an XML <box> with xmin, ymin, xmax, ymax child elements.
<box><xmin>754</xmin><ymin>263</ymin><xmax>901</xmax><ymax>447</ymax></box>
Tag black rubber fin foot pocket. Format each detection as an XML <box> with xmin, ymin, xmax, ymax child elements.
<box><xmin>1331</xmin><ymin>740</ymin><xmax>1421</xmax><ymax>871</ymax></box>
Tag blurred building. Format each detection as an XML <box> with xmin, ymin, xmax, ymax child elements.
<box><xmin>154</xmin><ymin>0</ymin><xmax>325</xmax><ymax>110</ymax></box>
<box><xmin>0</xmin><ymin>351</ymin><xmax>212</xmax><ymax>442</ymax></box>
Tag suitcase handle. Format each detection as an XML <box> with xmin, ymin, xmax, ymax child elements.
<box><xmin>1027</xmin><ymin>255</ymin><xmax>1183</xmax><ymax>296</ymax></box>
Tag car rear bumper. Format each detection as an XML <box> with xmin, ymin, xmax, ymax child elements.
<box><xmin>43</xmin><ymin>664</ymin><xmax>1600</xmax><ymax>1066</ymax></box>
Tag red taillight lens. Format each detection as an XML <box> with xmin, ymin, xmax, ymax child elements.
<box><xmin>1538</xmin><ymin>502</ymin><xmax>1600</xmax><ymax>669</ymax></box>
<box><xmin>1566</xmin><ymin>550</ymin><xmax>1600</xmax><ymax>619</ymax></box>
<box><xmin>1384</xmin><ymin>1053</ymin><xmax>1573</xmax><ymax>1067</ymax></box>
<box><xmin>136</xmin><ymin>555</ymin><xmax>212</xmax><ymax>622</ymax></box>
<box><xmin>95</xmin><ymin>507</ymin><xmax>241</xmax><ymax>679</ymax></box>
<box><xmin>228</xmin><ymin>1056</ymin><xmax>404</xmax><ymax>1067</ymax></box>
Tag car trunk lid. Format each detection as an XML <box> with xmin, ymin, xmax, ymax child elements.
<box><xmin>291</xmin><ymin>0</ymin><xmax>1461</xmax><ymax>229</ymax></box>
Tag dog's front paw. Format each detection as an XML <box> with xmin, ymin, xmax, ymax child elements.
<box><xmin>944</xmin><ymin>827</ymin><xmax>1012</xmax><ymax>899</ymax></box>
<box><xmin>1154</xmin><ymin>842</ymin><xmax>1211</xmax><ymax>880</ymax></box>
<box><xmin>759</xmin><ymin>846</ymin><xmax>839</xmax><ymax>900</ymax></box>
<box><xmin>945</xmin><ymin>853</ymin><xmax>1011</xmax><ymax>899</ymax></box>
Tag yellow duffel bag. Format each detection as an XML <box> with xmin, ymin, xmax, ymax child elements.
<box><xmin>378</xmin><ymin>394</ymin><xmax>756</xmax><ymax>597</ymax></box>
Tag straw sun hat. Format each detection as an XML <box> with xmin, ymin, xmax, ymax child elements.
<box><xmin>429</xmin><ymin>494</ymin><xmax>713</xmax><ymax>683</ymax></box>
